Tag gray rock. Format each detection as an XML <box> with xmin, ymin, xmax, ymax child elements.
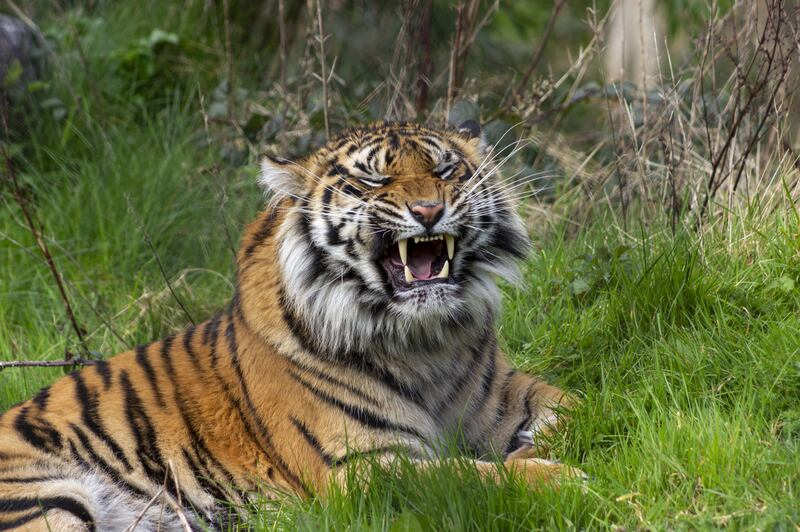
<box><xmin>0</xmin><ymin>15</ymin><xmax>44</xmax><ymax>94</ymax></box>
<box><xmin>447</xmin><ymin>99</ymin><xmax>479</xmax><ymax>128</ymax></box>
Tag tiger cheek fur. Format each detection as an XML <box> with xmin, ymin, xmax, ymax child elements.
<box><xmin>0</xmin><ymin>122</ymin><xmax>582</xmax><ymax>531</ymax></box>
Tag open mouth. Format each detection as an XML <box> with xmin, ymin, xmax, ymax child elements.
<box><xmin>381</xmin><ymin>234</ymin><xmax>456</xmax><ymax>291</ymax></box>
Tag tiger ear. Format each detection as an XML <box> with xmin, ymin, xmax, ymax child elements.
<box><xmin>456</xmin><ymin>119</ymin><xmax>488</xmax><ymax>156</ymax></box>
<box><xmin>258</xmin><ymin>155</ymin><xmax>305</xmax><ymax>197</ymax></box>
<box><xmin>457</xmin><ymin>119</ymin><xmax>481</xmax><ymax>139</ymax></box>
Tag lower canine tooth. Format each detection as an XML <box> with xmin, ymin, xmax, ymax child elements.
<box><xmin>404</xmin><ymin>266</ymin><xmax>414</xmax><ymax>283</ymax></box>
<box><xmin>437</xmin><ymin>260</ymin><xmax>449</xmax><ymax>279</ymax></box>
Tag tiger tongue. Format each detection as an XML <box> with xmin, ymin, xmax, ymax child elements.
<box><xmin>407</xmin><ymin>249</ymin><xmax>436</xmax><ymax>280</ymax></box>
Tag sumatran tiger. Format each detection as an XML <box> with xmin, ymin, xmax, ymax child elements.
<box><xmin>0</xmin><ymin>122</ymin><xmax>585</xmax><ymax>531</ymax></box>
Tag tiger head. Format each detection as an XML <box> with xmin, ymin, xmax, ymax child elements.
<box><xmin>249</xmin><ymin>122</ymin><xmax>530</xmax><ymax>359</ymax></box>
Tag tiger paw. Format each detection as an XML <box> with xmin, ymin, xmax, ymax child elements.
<box><xmin>516</xmin><ymin>394</ymin><xmax>581</xmax><ymax>457</ymax></box>
<box><xmin>506</xmin><ymin>457</ymin><xmax>587</xmax><ymax>487</ymax></box>
<box><xmin>503</xmin><ymin>446</ymin><xmax>587</xmax><ymax>487</ymax></box>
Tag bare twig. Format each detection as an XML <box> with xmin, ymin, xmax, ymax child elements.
<box><xmin>123</xmin><ymin>488</ymin><xmax>165</xmax><ymax>532</ymax></box>
<box><xmin>1</xmin><ymin>100</ymin><xmax>90</xmax><ymax>358</ymax></box>
<box><xmin>415</xmin><ymin>0</ymin><xmax>433</xmax><ymax>115</ymax></box>
<box><xmin>515</xmin><ymin>0</ymin><xmax>567</xmax><ymax>99</ymax></box>
<box><xmin>0</xmin><ymin>358</ymin><xmax>99</xmax><ymax>371</ymax></box>
<box><xmin>222</xmin><ymin>0</ymin><xmax>235</xmax><ymax>121</ymax></box>
<box><xmin>125</xmin><ymin>197</ymin><xmax>196</xmax><ymax>326</ymax></box>
<box><xmin>446</xmin><ymin>0</ymin><xmax>481</xmax><ymax>119</ymax></box>
<box><xmin>315</xmin><ymin>0</ymin><xmax>330</xmax><ymax>140</ymax></box>
<box><xmin>487</xmin><ymin>0</ymin><xmax>572</xmax><ymax>121</ymax></box>
<box><xmin>279</xmin><ymin>0</ymin><xmax>288</xmax><ymax>89</ymax></box>
<box><xmin>168</xmin><ymin>460</ymin><xmax>193</xmax><ymax>532</ymax></box>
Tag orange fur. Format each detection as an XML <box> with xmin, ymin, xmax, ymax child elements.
<box><xmin>0</xmin><ymin>123</ymin><xmax>582</xmax><ymax>531</ymax></box>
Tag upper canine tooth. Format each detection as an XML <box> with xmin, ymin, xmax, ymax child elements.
<box><xmin>445</xmin><ymin>235</ymin><xmax>455</xmax><ymax>259</ymax></box>
<box><xmin>398</xmin><ymin>239</ymin><xmax>408</xmax><ymax>264</ymax></box>
<box><xmin>404</xmin><ymin>265</ymin><xmax>415</xmax><ymax>283</ymax></box>
<box><xmin>437</xmin><ymin>260</ymin><xmax>449</xmax><ymax>278</ymax></box>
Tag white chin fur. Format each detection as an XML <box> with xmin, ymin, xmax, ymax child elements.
<box><xmin>278</xmin><ymin>217</ymin><xmax>502</xmax><ymax>356</ymax></box>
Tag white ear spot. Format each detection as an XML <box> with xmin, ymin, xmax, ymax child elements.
<box><xmin>259</xmin><ymin>156</ymin><xmax>301</xmax><ymax>197</ymax></box>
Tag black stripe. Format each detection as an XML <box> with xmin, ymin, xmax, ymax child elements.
<box><xmin>181</xmin><ymin>448</ymin><xmax>237</xmax><ymax>506</ymax></box>
<box><xmin>0</xmin><ymin>511</ymin><xmax>40</xmax><ymax>531</ymax></box>
<box><xmin>119</xmin><ymin>372</ymin><xmax>168</xmax><ymax>489</ymax></box>
<box><xmin>342</xmin><ymin>184</ymin><xmax>363</xmax><ymax>198</ymax></box>
<box><xmin>134</xmin><ymin>345</ymin><xmax>165</xmax><ymax>408</ymax></box>
<box><xmin>431</xmin><ymin>341</ymin><xmax>489</xmax><ymax>415</ymax></box>
<box><xmin>32</xmin><ymin>387</ymin><xmax>50</xmax><ymax>410</ymax></box>
<box><xmin>286</xmin><ymin>365</ymin><xmax>381</xmax><ymax>408</ymax></box>
<box><xmin>321</xmin><ymin>186</ymin><xmax>333</xmax><ymax>210</ymax></box>
<box><xmin>68</xmin><ymin>427</ymin><xmax>150</xmax><ymax>500</ymax></box>
<box><xmin>209</xmin><ymin>313</ymin><xmax>224</xmax><ymax>368</ymax></box>
<box><xmin>183</xmin><ymin>323</ymin><xmax>204</xmax><ymax>374</ymax></box>
<box><xmin>70</xmin><ymin>372</ymin><xmax>133</xmax><ymax>472</ymax></box>
<box><xmin>163</xmin><ymin>331</ymin><xmax>241</xmax><ymax>496</ymax></box>
<box><xmin>297</xmin><ymin>216</ymin><xmax>328</xmax><ymax>285</ymax></box>
<box><xmin>278</xmin><ymin>287</ymin><xmax>423</xmax><ymax>407</ymax></box>
<box><xmin>119</xmin><ymin>371</ymin><xmax>198</xmax><ymax>509</ymax></box>
<box><xmin>244</xmin><ymin>208</ymin><xmax>279</xmax><ymax>258</ymax></box>
<box><xmin>224</xmin><ymin>317</ymin><xmax>305</xmax><ymax>491</ymax></box>
<box><xmin>0</xmin><ymin>475</ymin><xmax>62</xmax><ymax>483</ymax></box>
<box><xmin>326</xmin><ymin>221</ymin><xmax>347</xmax><ymax>247</ymax></box>
<box><xmin>159</xmin><ymin>335</ymin><xmax>176</xmax><ymax>385</ymax></box>
<box><xmin>206</xmin><ymin>316</ymin><xmax>305</xmax><ymax>493</ymax></box>
<box><xmin>331</xmin><ymin>446</ymin><xmax>398</xmax><ymax>467</ymax></box>
<box><xmin>0</xmin><ymin>496</ymin><xmax>94</xmax><ymax>531</ymax></box>
<box><xmin>292</xmin><ymin>372</ymin><xmax>425</xmax><ymax>439</ymax></box>
<box><xmin>372</xmin><ymin>204</ymin><xmax>404</xmax><ymax>222</ymax></box>
<box><xmin>290</xmin><ymin>416</ymin><xmax>334</xmax><ymax>466</ymax></box>
<box><xmin>330</xmin><ymin>163</ymin><xmax>353</xmax><ymax>178</ymax></box>
<box><xmin>494</xmin><ymin>370</ymin><xmax>517</xmax><ymax>428</ymax></box>
<box><xmin>13</xmin><ymin>407</ymin><xmax>62</xmax><ymax>452</ymax></box>
<box><xmin>94</xmin><ymin>360</ymin><xmax>112</xmax><ymax>390</ymax></box>
<box><xmin>505</xmin><ymin>384</ymin><xmax>536</xmax><ymax>456</ymax></box>
<box><xmin>473</xmin><ymin>344</ymin><xmax>498</xmax><ymax>410</ymax></box>
<box><xmin>202</xmin><ymin>313</ymin><xmax>222</xmax><ymax>347</ymax></box>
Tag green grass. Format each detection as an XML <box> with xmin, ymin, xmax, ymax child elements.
<box><xmin>3</xmin><ymin>1</ymin><xmax>799</xmax><ymax>530</ymax></box>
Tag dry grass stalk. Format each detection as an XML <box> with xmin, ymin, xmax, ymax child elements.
<box><xmin>125</xmin><ymin>196</ymin><xmax>196</xmax><ymax>326</ymax></box>
<box><xmin>1</xmin><ymin>101</ymin><xmax>90</xmax><ymax>358</ymax></box>
<box><xmin>314</xmin><ymin>0</ymin><xmax>330</xmax><ymax>140</ymax></box>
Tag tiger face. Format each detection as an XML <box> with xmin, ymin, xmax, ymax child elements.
<box><xmin>258</xmin><ymin>122</ymin><xmax>529</xmax><ymax>358</ymax></box>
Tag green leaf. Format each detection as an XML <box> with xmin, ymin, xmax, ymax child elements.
<box><xmin>770</xmin><ymin>275</ymin><xmax>795</xmax><ymax>294</ymax></box>
<box><xmin>570</xmin><ymin>277</ymin><xmax>591</xmax><ymax>295</ymax></box>
<box><xmin>3</xmin><ymin>59</ymin><xmax>23</xmax><ymax>88</ymax></box>
<box><xmin>389</xmin><ymin>511</ymin><xmax>424</xmax><ymax>532</ymax></box>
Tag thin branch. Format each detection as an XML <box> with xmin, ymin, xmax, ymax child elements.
<box><xmin>0</xmin><ymin>358</ymin><xmax>99</xmax><ymax>371</ymax></box>
<box><xmin>123</xmin><ymin>487</ymin><xmax>165</xmax><ymax>532</ymax></box>
<box><xmin>1</xmin><ymin>100</ymin><xmax>90</xmax><ymax>358</ymax></box>
<box><xmin>315</xmin><ymin>0</ymin><xmax>330</xmax><ymax>140</ymax></box>
<box><xmin>279</xmin><ymin>0</ymin><xmax>288</xmax><ymax>89</ymax></box>
<box><xmin>446</xmin><ymin>0</ymin><xmax>468</xmax><ymax>120</ymax></box>
<box><xmin>222</xmin><ymin>0</ymin><xmax>235</xmax><ymax>121</ymax></box>
<box><xmin>125</xmin><ymin>197</ymin><xmax>196</xmax><ymax>326</ymax></box>
<box><xmin>415</xmin><ymin>0</ymin><xmax>433</xmax><ymax>115</ymax></box>
<box><xmin>514</xmin><ymin>0</ymin><xmax>567</xmax><ymax>102</ymax></box>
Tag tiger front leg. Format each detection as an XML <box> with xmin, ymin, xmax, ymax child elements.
<box><xmin>474</xmin><ymin>365</ymin><xmax>580</xmax><ymax>460</ymax></box>
<box><xmin>328</xmin><ymin>447</ymin><xmax>585</xmax><ymax>494</ymax></box>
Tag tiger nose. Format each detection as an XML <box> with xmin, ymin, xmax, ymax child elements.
<box><xmin>409</xmin><ymin>200</ymin><xmax>445</xmax><ymax>229</ymax></box>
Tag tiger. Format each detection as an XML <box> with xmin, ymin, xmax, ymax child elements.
<box><xmin>0</xmin><ymin>121</ymin><xmax>584</xmax><ymax>531</ymax></box>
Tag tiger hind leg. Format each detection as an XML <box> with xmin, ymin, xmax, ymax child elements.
<box><xmin>0</xmin><ymin>469</ymin><xmax>197</xmax><ymax>531</ymax></box>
